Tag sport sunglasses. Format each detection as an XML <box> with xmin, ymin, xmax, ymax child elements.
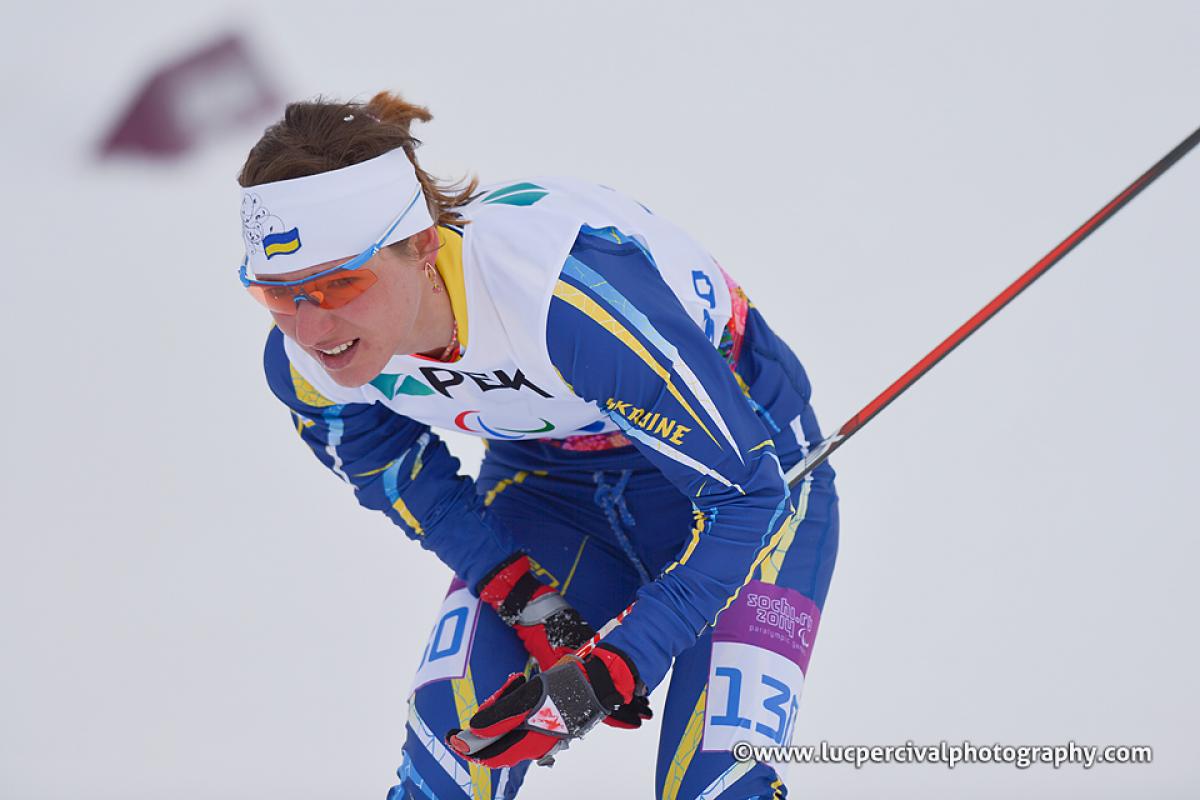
<box><xmin>238</xmin><ymin>189</ymin><xmax>422</xmax><ymax>315</ymax></box>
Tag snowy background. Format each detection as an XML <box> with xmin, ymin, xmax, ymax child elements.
<box><xmin>2</xmin><ymin>1</ymin><xmax>1198</xmax><ymax>797</ymax></box>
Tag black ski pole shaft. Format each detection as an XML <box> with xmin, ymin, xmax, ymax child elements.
<box><xmin>785</xmin><ymin>124</ymin><xmax>1200</xmax><ymax>489</ymax></box>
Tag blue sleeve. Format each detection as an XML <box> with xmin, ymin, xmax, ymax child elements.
<box><xmin>263</xmin><ymin>328</ymin><xmax>517</xmax><ymax>591</ymax></box>
<box><xmin>546</xmin><ymin>229</ymin><xmax>793</xmax><ymax>690</ymax></box>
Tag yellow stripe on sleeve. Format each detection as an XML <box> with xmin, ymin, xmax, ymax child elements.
<box><xmin>759</xmin><ymin>480</ymin><xmax>812</xmax><ymax>585</ymax></box>
<box><xmin>663</xmin><ymin>508</ymin><xmax>707</xmax><ymax>576</ymax></box>
<box><xmin>353</xmin><ymin>459</ymin><xmax>397</xmax><ymax>478</ymax></box>
<box><xmin>714</xmin><ymin>512</ymin><xmax>793</xmax><ymax>618</ymax></box>
<box><xmin>553</xmin><ymin>280</ymin><xmax>720</xmax><ymax>447</ymax></box>
<box><xmin>391</xmin><ymin>498</ymin><xmax>424</xmax><ymax>537</ymax></box>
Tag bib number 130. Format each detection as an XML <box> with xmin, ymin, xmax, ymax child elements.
<box><xmin>702</xmin><ymin>641</ymin><xmax>805</xmax><ymax>751</ymax></box>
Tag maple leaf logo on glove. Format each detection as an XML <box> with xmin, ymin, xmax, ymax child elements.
<box><xmin>528</xmin><ymin>698</ymin><xmax>567</xmax><ymax>733</ymax></box>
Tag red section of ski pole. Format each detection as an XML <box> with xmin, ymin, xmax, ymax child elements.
<box><xmin>787</xmin><ymin>124</ymin><xmax>1200</xmax><ymax>490</ymax></box>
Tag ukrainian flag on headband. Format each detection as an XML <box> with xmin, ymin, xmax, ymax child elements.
<box><xmin>263</xmin><ymin>227</ymin><xmax>302</xmax><ymax>259</ymax></box>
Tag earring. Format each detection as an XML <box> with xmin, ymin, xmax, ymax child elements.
<box><xmin>424</xmin><ymin>262</ymin><xmax>443</xmax><ymax>293</ymax></box>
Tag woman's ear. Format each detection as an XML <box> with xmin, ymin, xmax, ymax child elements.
<box><xmin>413</xmin><ymin>225</ymin><xmax>442</xmax><ymax>262</ymax></box>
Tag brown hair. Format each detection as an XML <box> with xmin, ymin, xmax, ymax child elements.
<box><xmin>237</xmin><ymin>91</ymin><xmax>478</xmax><ymax>229</ymax></box>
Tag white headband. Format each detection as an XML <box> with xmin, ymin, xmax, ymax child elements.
<box><xmin>239</xmin><ymin>147</ymin><xmax>434</xmax><ymax>278</ymax></box>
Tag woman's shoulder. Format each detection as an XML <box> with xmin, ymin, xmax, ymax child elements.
<box><xmin>459</xmin><ymin>176</ymin><xmax>655</xmax><ymax>233</ymax></box>
<box><xmin>458</xmin><ymin>177</ymin><xmax>656</xmax><ymax>273</ymax></box>
<box><xmin>457</xmin><ymin>177</ymin><xmax>597</xmax><ymax>282</ymax></box>
<box><xmin>464</xmin><ymin>176</ymin><xmax>614</xmax><ymax>211</ymax></box>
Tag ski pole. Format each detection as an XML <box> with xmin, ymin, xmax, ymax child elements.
<box><xmin>579</xmin><ymin>124</ymin><xmax>1200</xmax><ymax>660</ymax></box>
<box><xmin>784</xmin><ymin>123</ymin><xmax>1200</xmax><ymax>490</ymax></box>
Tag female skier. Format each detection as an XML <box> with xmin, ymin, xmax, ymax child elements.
<box><xmin>237</xmin><ymin>92</ymin><xmax>838</xmax><ymax>800</ymax></box>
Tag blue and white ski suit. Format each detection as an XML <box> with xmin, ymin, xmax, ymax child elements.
<box><xmin>262</xmin><ymin>178</ymin><xmax>839</xmax><ymax>799</ymax></box>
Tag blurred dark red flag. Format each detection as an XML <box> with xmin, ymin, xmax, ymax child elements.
<box><xmin>100</xmin><ymin>33</ymin><xmax>279</xmax><ymax>158</ymax></box>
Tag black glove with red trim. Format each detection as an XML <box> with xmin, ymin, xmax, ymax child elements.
<box><xmin>476</xmin><ymin>553</ymin><xmax>651</xmax><ymax>730</ymax></box>
<box><xmin>446</xmin><ymin>643</ymin><xmax>642</xmax><ymax>768</ymax></box>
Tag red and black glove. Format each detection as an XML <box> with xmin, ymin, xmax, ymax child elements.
<box><xmin>476</xmin><ymin>553</ymin><xmax>651</xmax><ymax>730</ymax></box>
<box><xmin>446</xmin><ymin>643</ymin><xmax>642</xmax><ymax>768</ymax></box>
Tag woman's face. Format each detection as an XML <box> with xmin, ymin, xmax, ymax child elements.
<box><xmin>262</xmin><ymin>231</ymin><xmax>439</xmax><ymax>388</ymax></box>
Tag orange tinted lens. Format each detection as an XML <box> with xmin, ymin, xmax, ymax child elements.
<box><xmin>245</xmin><ymin>269</ymin><xmax>378</xmax><ymax>314</ymax></box>
<box><xmin>246</xmin><ymin>282</ymin><xmax>303</xmax><ymax>314</ymax></box>
<box><xmin>308</xmin><ymin>269</ymin><xmax>378</xmax><ymax>309</ymax></box>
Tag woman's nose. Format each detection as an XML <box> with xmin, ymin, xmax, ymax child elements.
<box><xmin>293</xmin><ymin>296</ymin><xmax>336</xmax><ymax>347</ymax></box>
